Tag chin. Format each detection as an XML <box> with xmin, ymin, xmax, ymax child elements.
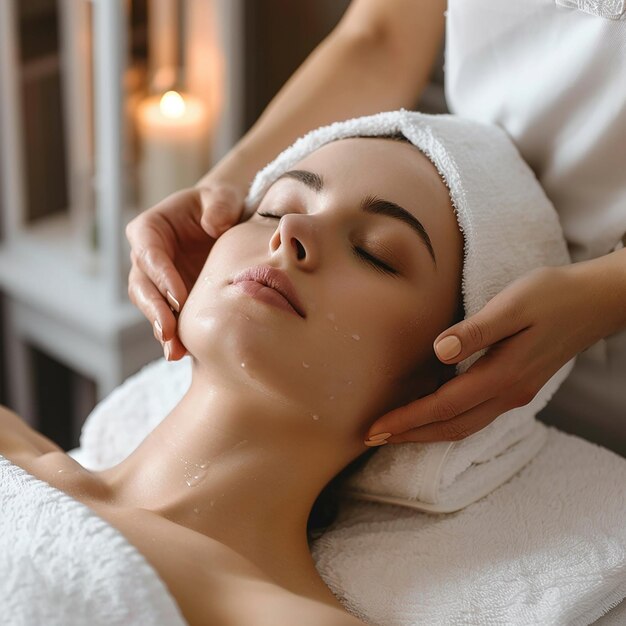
<box><xmin>180</xmin><ymin>301</ymin><xmax>308</xmax><ymax>393</ymax></box>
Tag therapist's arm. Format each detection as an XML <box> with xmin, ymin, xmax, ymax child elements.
<box><xmin>197</xmin><ymin>0</ymin><xmax>447</xmax><ymax>217</ymax></box>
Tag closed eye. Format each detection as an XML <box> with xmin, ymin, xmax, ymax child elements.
<box><xmin>256</xmin><ymin>210</ymin><xmax>399</xmax><ymax>276</ymax></box>
<box><xmin>352</xmin><ymin>247</ymin><xmax>398</xmax><ymax>276</ymax></box>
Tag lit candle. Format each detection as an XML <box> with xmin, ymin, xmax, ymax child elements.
<box><xmin>136</xmin><ymin>90</ymin><xmax>211</xmax><ymax>209</ymax></box>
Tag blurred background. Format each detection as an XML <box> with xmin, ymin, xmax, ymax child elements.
<box><xmin>0</xmin><ymin>0</ymin><xmax>447</xmax><ymax>451</ymax></box>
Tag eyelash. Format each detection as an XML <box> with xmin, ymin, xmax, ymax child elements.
<box><xmin>256</xmin><ymin>211</ymin><xmax>399</xmax><ymax>276</ymax></box>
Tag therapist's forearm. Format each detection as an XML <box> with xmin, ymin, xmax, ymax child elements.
<box><xmin>197</xmin><ymin>15</ymin><xmax>443</xmax><ymax>191</ymax></box>
<box><xmin>575</xmin><ymin>246</ymin><xmax>626</xmax><ymax>337</ymax></box>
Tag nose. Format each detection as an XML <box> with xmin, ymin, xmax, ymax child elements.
<box><xmin>269</xmin><ymin>214</ymin><xmax>319</xmax><ymax>269</ymax></box>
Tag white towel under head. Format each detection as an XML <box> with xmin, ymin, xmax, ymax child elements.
<box><xmin>245</xmin><ymin>109</ymin><xmax>576</xmax><ymax>512</ymax></box>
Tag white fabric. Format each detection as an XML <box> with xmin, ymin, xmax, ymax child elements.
<box><xmin>444</xmin><ymin>0</ymin><xmax>626</xmax><ymax>454</ymax></box>
<box><xmin>73</xmin><ymin>357</ymin><xmax>626</xmax><ymax>625</ymax></box>
<box><xmin>0</xmin><ymin>454</ymin><xmax>186</xmax><ymax>626</ymax></box>
<box><xmin>312</xmin><ymin>427</ymin><xmax>626</xmax><ymax>626</ymax></box>
<box><xmin>244</xmin><ymin>109</ymin><xmax>575</xmax><ymax>511</ymax></box>
<box><xmin>341</xmin><ymin>416</ymin><xmax>548</xmax><ymax>513</ymax></box>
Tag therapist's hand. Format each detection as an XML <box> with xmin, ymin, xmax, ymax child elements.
<box><xmin>365</xmin><ymin>258</ymin><xmax>626</xmax><ymax>446</ymax></box>
<box><xmin>126</xmin><ymin>183</ymin><xmax>245</xmax><ymax>361</ymax></box>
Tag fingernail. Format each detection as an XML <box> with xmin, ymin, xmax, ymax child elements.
<box><xmin>166</xmin><ymin>290</ymin><xmax>180</xmax><ymax>313</ymax></box>
<box><xmin>364</xmin><ymin>439</ymin><xmax>389</xmax><ymax>447</ymax></box>
<box><xmin>435</xmin><ymin>335</ymin><xmax>462</xmax><ymax>360</ymax></box>
<box><xmin>153</xmin><ymin>319</ymin><xmax>164</xmax><ymax>342</ymax></box>
<box><xmin>164</xmin><ymin>343</ymin><xmax>171</xmax><ymax>361</ymax></box>
<box><xmin>367</xmin><ymin>432</ymin><xmax>392</xmax><ymax>442</ymax></box>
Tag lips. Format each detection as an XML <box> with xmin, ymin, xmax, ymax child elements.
<box><xmin>230</xmin><ymin>265</ymin><xmax>306</xmax><ymax>318</ymax></box>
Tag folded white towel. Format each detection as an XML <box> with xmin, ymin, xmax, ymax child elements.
<box><xmin>244</xmin><ymin>109</ymin><xmax>576</xmax><ymax>512</ymax></box>
<box><xmin>312</xmin><ymin>428</ymin><xmax>626</xmax><ymax>626</ymax></box>
<box><xmin>0</xmin><ymin>454</ymin><xmax>186</xmax><ymax>626</ymax></box>
<box><xmin>342</xmin><ymin>368</ymin><xmax>571</xmax><ymax>512</ymax></box>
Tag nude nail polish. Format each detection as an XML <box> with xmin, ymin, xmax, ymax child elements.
<box><xmin>166</xmin><ymin>290</ymin><xmax>180</xmax><ymax>312</ymax></box>
<box><xmin>367</xmin><ymin>432</ymin><xmax>392</xmax><ymax>442</ymax></box>
<box><xmin>364</xmin><ymin>439</ymin><xmax>389</xmax><ymax>447</ymax></box>
<box><xmin>435</xmin><ymin>335</ymin><xmax>462</xmax><ymax>360</ymax></box>
<box><xmin>154</xmin><ymin>319</ymin><xmax>164</xmax><ymax>342</ymax></box>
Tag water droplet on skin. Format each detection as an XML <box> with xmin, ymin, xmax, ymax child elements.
<box><xmin>351</xmin><ymin>334</ymin><xmax>360</xmax><ymax>341</ymax></box>
<box><xmin>302</xmin><ymin>362</ymin><xmax>310</xmax><ymax>368</ymax></box>
<box><xmin>312</xmin><ymin>414</ymin><xmax>320</xmax><ymax>421</ymax></box>
<box><xmin>57</xmin><ymin>469</ymin><xmax>64</xmax><ymax>473</ymax></box>
<box><xmin>185</xmin><ymin>468</ymin><xmax>208</xmax><ymax>487</ymax></box>
<box><xmin>193</xmin><ymin>507</ymin><xmax>200</xmax><ymax>514</ymax></box>
<box><xmin>241</xmin><ymin>362</ymin><xmax>246</xmax><ymax>368</ymax></box>
<box><xmin>185</xmin><ymin>463</ymin><xmax>208</xmax><ymax>487</ymax></box>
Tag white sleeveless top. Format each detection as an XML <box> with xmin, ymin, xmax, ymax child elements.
<box><xmin>444</xmin><ymin>0</ymin><xmax>626</xmax><ymax>454</ymax></box>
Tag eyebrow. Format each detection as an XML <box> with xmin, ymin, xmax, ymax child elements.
<box><xmin>275</xmin><ymin>169</ymin><xmax>437</xmax><ymax>266</ymax></box>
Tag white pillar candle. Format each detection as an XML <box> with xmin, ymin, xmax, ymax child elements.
<box><xmin>136</xmin><ymin>90</ymin><xmax>211</xmax><ymax>209</ymax></box>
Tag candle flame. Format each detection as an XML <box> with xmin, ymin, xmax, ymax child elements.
<box><xmin>160</xmin><ymin>91</ymin><xmax>186</xmax><ymax>119</ymax></box>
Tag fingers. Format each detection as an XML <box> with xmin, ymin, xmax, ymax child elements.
<box><xmin>433</xmin><ymin>289</ymin><xmax>528</xmax><ymax>365</ymax></box>
<box><xmin>365</xmin><ymin>332</ymin><xmax>538</xmax><ymax>445</ymax></box>
<box><xmin>128</xmin><ymin>263</ymin><xmax>179</xmax><ymax>344</ymax></box>
<box><xmin>197</xmin><ymin>182</ymin><xmax>246</xmax><ymax>239</ymax></box>
<box><xmin>131</xmin><ymin>245</ymin><xmax>187</xmax><ymax>308</ymax></box>
<box><xmin>366</xmin><ymin>354</ymin><xmax>500</xmax><ymax>440</ymax></box>
<box><xmin>126</xmin><ymin>213</ymin><xmax>189</xmax><ymax>354</ymax></box>
<box><xmin>135</xmin><ymin>264</ymin><xmax>189</xmax><ymax>361</ymax></box>
<box><xmin>160</xmin><ymin>335</ymin><xmax>189</xmax><ymax>362</ymax></box>
<box><xmin>389</xmin><ymin>396</ymin><xmax>509</xmax><ymax>444</ymax></box>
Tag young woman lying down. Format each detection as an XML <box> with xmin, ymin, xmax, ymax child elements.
<box><xmin>0</xmin><ymin>111</ymin><xmax>564</xmax><ymax>626</ymax></box>
<box><xmin>0</xmin><ymin>133</ymin><xmax>464</xmax><ymax>625</ymax></box>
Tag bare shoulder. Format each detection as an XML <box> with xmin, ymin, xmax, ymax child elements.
<box><xmin>190</xmin><ymin>574</ymin><xmax>368</xmax><ymax>626</ymax></box>
<box><xmin>267</xmin><ymin>591</ymin><xmax>367</xmax><ymax>626</ymax></box>
<box><xmin>0</xmin><ymin>404</ymin><xmax>64</xmax><ymax>458</ymax></box>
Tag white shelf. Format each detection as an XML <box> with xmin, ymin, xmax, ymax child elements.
<box><xmin>0</xmin><ymin>212</ymin><xmax>144</xmax><ymax>341</ymax></box>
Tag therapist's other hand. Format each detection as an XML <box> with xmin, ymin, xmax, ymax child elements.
<box><xmin>126</xmin><ymin>183</ymin><xmax>245</xmax><ymax>361</ymax></box>
<box><xmin>365</xmin><ymin>263</ymin><xmax>614</xmax><ymax>445</ymax></box>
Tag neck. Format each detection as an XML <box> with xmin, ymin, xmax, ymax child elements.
<box><xmin>95</xmin><ymin>363</ymin><xmax>363</xmax><ymax>599</ymax></box>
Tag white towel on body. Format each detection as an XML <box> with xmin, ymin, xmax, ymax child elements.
<box><xmin>0</xmin><ymin>454</ymin><xmax>186</xmax><ymax>626</ymax></box>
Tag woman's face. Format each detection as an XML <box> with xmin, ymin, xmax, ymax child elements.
<box><xmin>178</xmin><ymin>137</ymin><xmax>463</xmax><ymax>439</ymax></box>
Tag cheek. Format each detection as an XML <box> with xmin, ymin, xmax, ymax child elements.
<box><xmin>191</xmin><ymin>224</ymin><xmax>267</xmax><ymax>291</ymax></box>
<box><xmin>326</xmin><ymin>279</ymin><xmax>432</xmax><ymax>376</ymax></box>
<box><xmin>178</xmin><ymin>227</ymin><xmax>256</xmax><ymax>348</ymax></box>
